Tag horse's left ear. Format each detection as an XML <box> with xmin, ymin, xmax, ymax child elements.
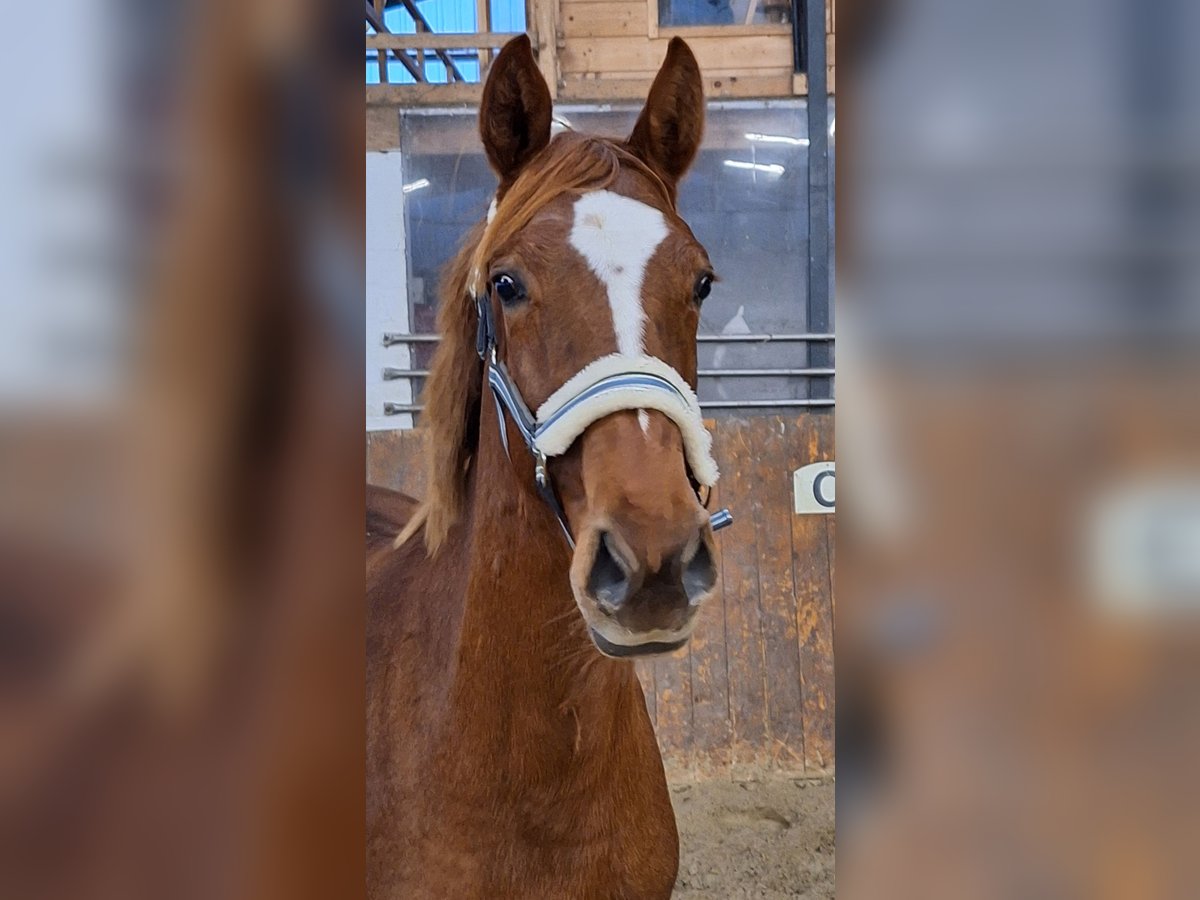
<box><xmin>628</xmin><ymin>38</ymin><xmax>705</xmax><ymax>186</ymax></box>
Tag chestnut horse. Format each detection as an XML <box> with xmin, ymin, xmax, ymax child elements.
<box><xmin>368</xmin><ymin>36</ymin><xmax>721</xmax><ymax>899</ymax></box>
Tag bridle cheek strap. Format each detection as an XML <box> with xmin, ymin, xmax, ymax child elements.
<box><xmin>534</xmin><ymin>354</ymin><xmax>719</xmax><ymax>487</ymax></box>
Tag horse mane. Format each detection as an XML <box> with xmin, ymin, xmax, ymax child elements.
<box><xmin>398</xmin><ymin>132</ymin><xmax>674</xmax><ymax>555</ymax></box>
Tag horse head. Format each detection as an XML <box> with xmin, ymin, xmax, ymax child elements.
<box><xmin>410</xmin><ymin>35</ymin><xmax>723</xmax><ymax>658</ymax></box>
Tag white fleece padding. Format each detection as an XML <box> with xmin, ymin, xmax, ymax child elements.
<box><xmin>533</xmin><ymin>354</ymin><xmax>719</xmax><ymax>486</ymax></box>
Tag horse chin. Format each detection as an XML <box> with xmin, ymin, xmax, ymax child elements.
<box><xmin>587</xmin><ymin>627</ymin><xmax>690</xmax><ymax>659</ymax></box>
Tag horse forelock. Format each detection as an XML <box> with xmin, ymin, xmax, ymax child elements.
<box><xmin>467</xmin><ymin>133</ymin><xmax>675</xmax><ymax>296</ymax></box>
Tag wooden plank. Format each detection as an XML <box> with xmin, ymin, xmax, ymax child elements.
<box><xmin>366</xmin><ymin>107</ymin><xmax>400</xmax><ymax>151</ymax></box>
<box><xmin>787</xmin><ymin>412</ymin><xmax>835</xmax><ymax>773</ymax></box>
<box><xmin>561</xmin><ymin>2</ymin><xmax>648</xmax><ymax>38</ymax></box>
<box><xmin>366</xmin><ymin>83</ymin><xmax>484</xmax><ymax>106</ymax></box>
<box><xmin>559</xmin><ymin>35</ymin><xmax>793</xmax><ymax>75</ymax></box>
<box><xmin>711</xmin><ymin>419</ymin><xmax>769</xmax><ymax>777</ymax></box>
<box><xmin>366</xmin><ymin>430</ymin><xmax>428</xmax><ymax>499</ymax></box>
<box><xmin>367</xmin><ymin>32</ymin><xmax>522</xmax><ymax>50</ymax></box>
<box><xmin>373</xmin><ymin>0</ymin><xmax>388</xmax><ymax>83</ymax></box>
<box><xmin>564</xmin><ymin>64</ymin><xmax>793</xmax><ymax>81</ymax></box>
<box><xmin>532</xmin><ymin>0</ymin><xmax>561</xmax><ymax>97</ymax></box>
<box><xmin>560</xmin><ymin>71</ymin><xmax>794</xmax><ymax>101</ymax></box>
<box><xmin>475</xmin><ymin>0</ymin><xmax>493</xmax><ymax>74</ymax></box>
<box><xmin>687</xmin><ymin>465</ymin><xmax>732</xmax><ymax>776</ymax></box>
<box><xmin>749</xmin><ymin>416</ymin><xmax>806</xmax><ymax>773</ymax></box>
<box><xmin>653</xmin><ymin>640</ymin><xmax>693</xmax><ymax>776</ymax></box>
<box><xmin>635</xmin><ymin>658</ymin><xmax>657</xmax><ymax>730</ymax></box>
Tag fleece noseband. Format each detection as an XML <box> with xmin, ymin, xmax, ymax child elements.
<box><xmin>475</xmin><ymin>291</ymin><xmax>733</xmax><ymax>548</ymax></box>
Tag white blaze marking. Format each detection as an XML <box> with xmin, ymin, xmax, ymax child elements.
<box><xmin>569</xmin><ymin>191</ymin><xmax>668</xmax><ymax>438</ymax></box>
<box><xmin>486</xmin><ymin>197</ymin><xmax>498</xmax><ymax>223</ymax></box>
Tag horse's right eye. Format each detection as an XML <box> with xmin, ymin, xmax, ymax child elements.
<box><xmin>491</xmin><ymin>273</ymin><xmax>526</xmax><ymax>306</ymax></box>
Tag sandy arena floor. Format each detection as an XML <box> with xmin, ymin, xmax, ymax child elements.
<box><xmin>671</xmin><ymin>777</ymin><xmax>834</xmax><ymax>899</ymax></box>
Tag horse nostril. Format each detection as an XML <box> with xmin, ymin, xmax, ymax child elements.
<box><xmin>587</xmin><ymin>532</ymin><xmax>630</xmax><ymax>614</ymax></box>
<box><xmin>682</xmin><ymin>540</ymin><xmax>717</xmax><ymax>605</ymax></box>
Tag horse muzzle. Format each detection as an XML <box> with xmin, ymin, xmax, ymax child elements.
<box><xmin>570</xmin><ymin>520</ymin><xmax>718</xmax><ymax>658</ymax></box>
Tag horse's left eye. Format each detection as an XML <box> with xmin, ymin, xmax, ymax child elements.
<box><xmin>693</xmin><ymin>273</ymin><xmax>714</xmax><ymax>305</ymax></box>
<box><xmin>491</xmin><ymin>273</ymin><xmax>526</xmax><ymax>306</ymax></box>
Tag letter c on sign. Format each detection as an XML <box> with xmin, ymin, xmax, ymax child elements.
<box><xmin>793</xmin><ymin>462</ymin><xmax>835</xmax><ymax>515</ymax></box>
<box><xmin>813</xmin><ymin>470</ymin><xmax>835</xmax><ymax>508</ymax></box>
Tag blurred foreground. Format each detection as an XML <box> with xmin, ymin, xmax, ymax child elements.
<box><xmin>840</xmin><ymin>0</ymin><xmax>1200</xmax><ymax>897</ymax></box>
<box><xmin>0</xmin><ymin>1</ymin><xmax>364</xmax><ymax>897</ymax></box>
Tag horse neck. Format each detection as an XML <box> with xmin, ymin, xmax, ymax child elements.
<box><xmin>447</xmin><ymin>406</ymin><xmax>640</xmax><ymax>776</ymax></box>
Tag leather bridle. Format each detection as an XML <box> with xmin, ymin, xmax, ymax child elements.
<box><xmin>474</xmin><ymin>287</ymin><xmax>733</xmax><ymax>549</ymax></box>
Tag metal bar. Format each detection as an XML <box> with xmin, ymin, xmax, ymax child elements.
<box><xmin>698</xmin><ymin>368</ymin><xmax>834</xmax><ymax>376</ymax></box>
<box><xmin>383</xmin><ymin>367</ymin><xmax>430</xmax><ymax>379</ymax></box>
<box><xmin>384</xmin><ymin>366</ymin><xmax>832</xmax><ymax>379</ymax></box>
<box><xmin>804</xmin><ymin>0</ymin><xmax>832</xmax><ymax>402</ymax></box>
<box><xmin>700</xmin><ymin>399</ymin><xmax>835</xmax><ymax>408</ymax></box>
<box><xmin>383</xmin><ymin>332</ymin><xmax>836</xmax><ymax>346</ymax></box>
<box><xmin>792</xmin><ymin>0</ymin><xmax>807</xmax><ymax>74</ymax></box>
<box><xmin>699</xmin><ymin>333</ymin><xmax>835</xmax><ymax>342</ymax></box>
<box><xmin>382</xmin><ymin>333</ymin><xmax>441</xmax><ymax>345</ymax></box>
<box><xmin>385</xmin><ymin>398</ymin><xmax>835</xmax><ymax>414</ymax></box>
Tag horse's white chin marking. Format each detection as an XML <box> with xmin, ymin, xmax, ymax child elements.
<box><xmin>638</xmin><ymin>410</ymin><xmax>650</xmax><ymax>434</ymax></box>
<box><xmin>568</xmin><ymin>190</ymin><xmax>668</xmax><ymax>359</ymax></box>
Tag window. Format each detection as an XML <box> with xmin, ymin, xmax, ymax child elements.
<box><xmin>368</xmin><ymin>101</ymin><xmax>833</xmax><ymax>426</ymax></box>
<box><xmin>656</xmin><ymin>0</ymin><xmax>791</xmax><ymax>30</ymax></box>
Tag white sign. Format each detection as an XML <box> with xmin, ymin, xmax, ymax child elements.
<box><xmin>794</xmin><ymin>462</ymin><xmax>835</xmax><ymax>515</ymax></box>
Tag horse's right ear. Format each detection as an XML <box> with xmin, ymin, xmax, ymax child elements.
<box><xmin>480</xmin><ymin>35</ymin><xmax>553</xmax><ymax>184</ymax></box>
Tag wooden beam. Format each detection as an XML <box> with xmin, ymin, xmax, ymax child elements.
<box><xmin>531</xmin><ymin>0</ymin><xmax>560</xmax><ymax>98</ymax></box>
<box><xmin>560</xmin><ymin>70</ymin><xmax>795</xmax><ymax>101</ymax></box>
<box><xmin>367</xmin><ymin>32</ymin><xmax>523</xmax><ymax>50</ymax></box>
<box><xmin>366</xmin><ymin>83</ymin><xmax>485</xmax><ymax>106</ymax></box>
<box><xmin>373</xmin><ymin>0</ymin><xmax>388</xmax><ymax>83</ymax></box>
<box><xmin>561</xmin><ymin>3</ymin><xmax>648</xmax><ymax>38</ymax></box>
<box><xmin>364</xmin><ymin>1</ymin><xmax>427</xmax><ymax>84</ymax></box>
<box><xmin>385</xmin><ymin>0</ymin><xmax>469</xmax><ymax>82</ymax></box>
<box><xmin>559</xmin><ymin>35</ymin><xmax>794</xmax><ymax>75</ymax></box>
<box><xmin>475</xmin><ymin>0</ymin><xmax>492</xmax><ymax>76</ymax></box>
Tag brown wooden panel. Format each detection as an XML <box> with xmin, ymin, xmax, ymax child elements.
<box><xmin>711</xmin><ymin>419</ymin><xmax>769</xmax><ymax>777</ymax></box>
<box><xmin>749</xmin><ymin>417</ymin><xmax>806</xmax><ymax>773</ymax></box>
<box><xmin>365</xmin><ymin>430</ymin><xmax>427</xmax><ymax>499</ymax></box>
<box><xmin>653</xmin><ymin>643</ymin><xmax>693</xmax><ymax>774</ymax></box>
<box><xmin>562</xmin><ymin>2</ymin><xmax>648</xmax><ymax>37</ymax></box>
<box><xmin>635</xmin><ymin>658</ymin><xmax>657</xmax><ymax>729</ymax></box>
<box><xmin>687</xmin><ymin>470</ymin><xmax>732</xmax><ymax>776</ymax></box>
<box><xmin>559</xmin><ymin>70</ymin><xmax>796</xmax><ymax>102</ymax></box>
<box><xmin>560</xmin><ymin>35</ymin><xmax>793</xmax><ymax>75</ymax></box>
<box><xmin>787</xmin><ymin>413</ymin><xmax>835</xmax><ymax>773</ymax></box>
<box><xmin>366</xmin><ymin>83</ymin><xmax>484</xmax><ymax>107</ymax></box>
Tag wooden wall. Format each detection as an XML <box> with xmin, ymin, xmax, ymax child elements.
<box><xmin>367</xmin><ymin>0</ymin><xmax>834</xmax><ymax>106</ymax></box>
<box><xmin>557</xmin><ymin>0</ymin><xmax>797</xmax><ymax>101</ymax></box>
<box><xmin>367</xmin><ymin>413</ymin><xmax>835</xmax><ymax>779</ymax></box>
